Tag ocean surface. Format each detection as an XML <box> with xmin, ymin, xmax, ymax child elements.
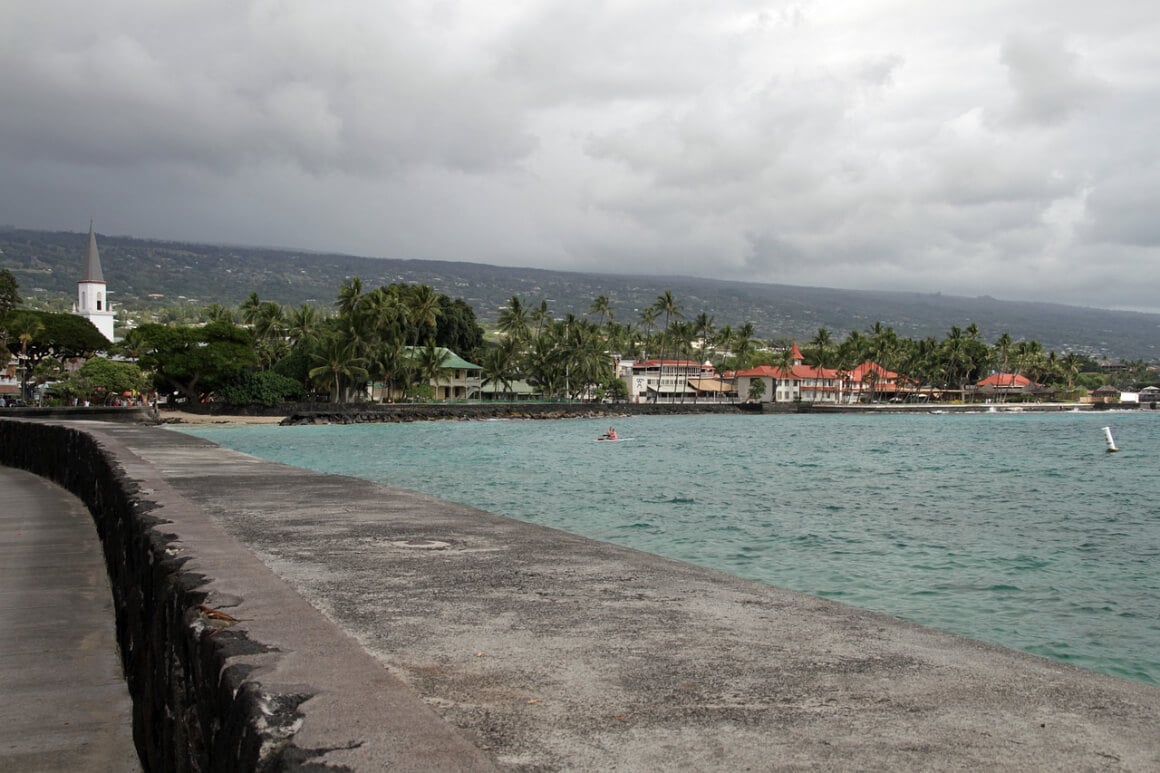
<box><xmin>178</xmin><ymin>410</ymin><xmax>1160</xmax><ymax>685</ymax></box>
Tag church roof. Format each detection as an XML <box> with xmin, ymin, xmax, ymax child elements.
<box><xmin>82</xmin><ymin>220</ymin><xmax>104</xmax><ymax>283</ymax></box>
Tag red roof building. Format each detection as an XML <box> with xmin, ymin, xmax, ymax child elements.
<box><xmin>976</xmin><ymin>373</ymin><xmax>1035</xmax><ymax>389</ymax></box>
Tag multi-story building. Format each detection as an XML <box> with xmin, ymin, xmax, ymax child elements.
<box><xmin>624</xmin><ymin>358</ymin><xmax>733</xmax><ymax>402</ymax></box>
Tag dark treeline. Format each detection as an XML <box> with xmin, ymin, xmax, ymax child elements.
<box><xmin>1</xmin><ymin>267</ymin><xmax>1155</xmax><ymax>408</ymax></box>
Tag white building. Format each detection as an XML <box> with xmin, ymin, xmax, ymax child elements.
<box><xmin>73</xmin><ymin>220</ymin><xmax>116</xmax><ymax>342</ymax></box>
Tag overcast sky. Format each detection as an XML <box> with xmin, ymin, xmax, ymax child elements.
<box><xmin>3</xmin><ymin>2</ymin><xmax>1159</xmax><ymax>312</ymax></box>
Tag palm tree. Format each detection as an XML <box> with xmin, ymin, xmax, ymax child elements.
<box><xmin>994</xmin><ymin>332</ymin><xmax>1013</xmax><ymax>378</ymax></box>
<box><xmin>239</xmin><ymin>292</ymin><xmax>263</xmax><ymax>326</ymax></box>
<box><xmin>203</xmin><ymin>303</ymin><xmax>236</xmax><ymax>324</ymax></box>
<box><xmin>406</xmin><ymin>285</ymin><xmax>442</xmax><ymax>346</ymax></box>
<box><xmin>868</xmin><ymin>325</ymin><xmax>899</xmax><ymax>403</ymax></box>
<box><xmin>335</xmin><ymin>277</ymin><xmax>364</xmax><ymax>318</ymax></box>
<box><xmin>369</xmin><ymin>338</ymin><xmax>407</xmax><ymax>402</ymax></box>
<box><xmin>638</xmin><ymin>306</ymin><xmax>659</xmax><ymax>360</ymax></box>
<box><xmin>732</xmin><ymin>322</ymin><xmax>756</xmax><ymax>370</ymax></box>
<box><xmin>1060</xmin><ymin>352</ymin><xmax>1083</xmax><ymax>389</ymax></box>
<box><xmin>481</xmin><ymin>339</ymin><xmax>519</xmax><ymax>400</ymax></box>
<box><xmin>497</xmin><ymin>295</ymin><xmax>529</xmax><ymax>343</ymax></box>
<box><xmin>773</xmin><ymin>345</ymin><xmax>797</xmax><ymax>403</ymax></box>
<box><xmin>1014</xmin><ymin>340</ymin><xmax>1044</xmax><ymax>387</ymax></box>
<box><xmin>714</xmin><ymin>324</ymin><xmax>734</xmax><ymax>400</ymax></box>
<box><xmin>565</xmin><ymin>319</ymin><xmax>613</xmax><ymax>401</ymax></box>
<box><xmin>250</xmin><ymin>301</ymin><xmax>288</xmax><ymax>369</ymax></box>
<box><xmin>414</xmin><ymin>341</ymin><xmax>448</xmax><ymax>400</ymax></box>
<box><xmin>589</xmin><ymin>295</ymin><xmax>613</xmax><ymax>329</ymax></box>
<box><xmin>530</xmin><ymin>300</ymin><xmax>551</xmax><ymax>341</ymax></box>
<box><xmin>364</xmin><ymin>287</ymin><xmax>408</xmax><ymax>345</ymax></box>
<box><xmin>692</xmin><ymin>312</ymin><xmax>715</xmax><ymax>402</ymax></box>
<box><xmin>10</xmin><ymin>312</ymin><xmax>44</xmax><ymax>402</ymax></box>
<box><xmin>308</xmin><ymin>336</ymin><xmax>369</xmax><ymax>404</ymax></box>
<box><xmin>525</xmin><ymin>329</ymin><xmax>564</xmax><ymax>399</ymax></box>
<box><xmin>287</xmin><ymin>304</ymin><xmax>324</xmax><ymax>351</ymax></box>
<box><xmin>654</xmin><ymin>291</ymin><xmax>681</xmax><ymax>402</ymax></box>
<box><xmin>941</xmin><ymin>326</ymin><xmax>972</xmax><ymax>398</ymax></box>
<box><xmin>805</xmin><ymin>328</ymin><xmax>834</xmax><ymax>402</ymax></box>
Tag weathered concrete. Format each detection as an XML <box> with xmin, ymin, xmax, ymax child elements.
<box><xmin>0</xmin><ymin>466</ymin><xmax>140</xmax><ymax>771</ymax></box>
<box><xmin>5</xmin><ymin>418</ymin><xmax>1160</xmax><ymax>770</ymax></box>
<box><xmin>1</xmin><ymin>419</ymin><xmax>497</xmax><ymax>771</ymax></box>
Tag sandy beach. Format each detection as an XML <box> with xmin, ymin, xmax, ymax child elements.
<box><xmin>160</xmin><ymin>411</ymin><xmax>286</xmax><ymax>425</ymax></box>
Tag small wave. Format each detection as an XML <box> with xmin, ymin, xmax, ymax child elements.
<box><xmin>640</xmin><ymin>496</ymin><xmax>696</xmax><ymax>505</ymax></box>
<box><xmin>988</xmin><ymin>584</ymin><xmax>1022</xmax><ymax>592</ymax></box>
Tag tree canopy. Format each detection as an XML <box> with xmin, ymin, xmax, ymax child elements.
<box><xmin>127</xmin><ymin>320</ymin><xmax>257</xmax><ymax>403</ymax></box>
<box><xmin>1</xmin><ymin>308</ymin><xmax>110</xmax><ymax>368</ymax></box>
<box><xmin>50</xmin><ymin>356</ymin><xmax>150</xmax><ymax>404</ymax></box>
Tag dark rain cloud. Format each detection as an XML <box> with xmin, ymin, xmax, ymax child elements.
<box><xmin>2</xmin><ymin>1</ymin><xmax>1159</xmax><ymax>311</ymax></box>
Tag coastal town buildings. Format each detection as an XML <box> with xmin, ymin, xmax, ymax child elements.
<box><xmin>623</xmin><ymin>357</ymin><xmax>735</xmax><ymax>402</ymax></box>
<box><xmin>369</xmin><ymin>347</ymin><xmax>482</xmax><ymax>401</ymax></box>
<box><xmin>967</xmin><ymin>372</ymin><xmax>1040</xmax><ymax>401</ymax></box>
<box><xmin>846</xmin><ymin>361</ymin><xmax>905</xmax><ymax>402</ymax></box>
<box><xmin>426</xmin><ymin>348</ymin><xmax>482</xmax><ymax>400</ymax></box>
<box><xmin>733</xmin><ymin>344</ymin><xmax>846</xmax><ymax>404</ymax></box>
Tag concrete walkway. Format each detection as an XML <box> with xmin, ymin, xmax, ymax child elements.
<box><xmin>0</xmin><ymin>467</ymin><xmax>140</xmax><ymax>771</ymax></box>
<box><xmin>7</xmin><ymin>420</ymin><xmax>1160</xmax><ymax>770</ymax></box>
<box><xmin>99</xmin><ymin>423</ymin><xmax>1160</xmax><ymax>771</ymax></box>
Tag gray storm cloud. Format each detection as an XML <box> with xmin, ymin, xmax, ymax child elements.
<box><xmin>2</xmin><ymin>1</ymin><xmax>1158</xmax><ymax>311</ymax></box>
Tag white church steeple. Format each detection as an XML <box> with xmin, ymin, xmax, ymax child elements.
<box><xmin>74</xmin><ymin>220</ymin><xmax>116</xmax><ymax>342</ymax></box>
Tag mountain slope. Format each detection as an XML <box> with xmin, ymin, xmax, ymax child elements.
<box><xmin>2</xmin><ymin>227</ymin><xmax>1156</xmax><ymax>360</ymax></box>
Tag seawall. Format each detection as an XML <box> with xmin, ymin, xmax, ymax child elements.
<box><xmin>181</xmin><ymin>400</ymin><xmax>759</xmax><ymax>425</ymax></box>
<box><xmin>0</xmin><ymin>418</ymin><xmax>497</xmax><ymax>771</ymax></box>
<box><xmin>4</xmin><ymin>417</ymin><xmax>1160</xmax><ymax>770</ymax></box>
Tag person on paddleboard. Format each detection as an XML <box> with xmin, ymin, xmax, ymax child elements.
<box><xmin>601</xmin><ymin>426</ymin><xmax>618</xmax><ymax>441</ymax></box>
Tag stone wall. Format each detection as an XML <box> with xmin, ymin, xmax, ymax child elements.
<box><xmin>0</xmin><ymin>420</ymin><xmax>308</xmax><ymax>771</ymax></box>
<box><xmin>274</xmin><ymin>400</ymin><xmax>758</xmax><ymax>425</ymax></box>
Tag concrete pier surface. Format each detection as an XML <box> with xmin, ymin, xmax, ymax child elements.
<box><xmin>11</xmin><ymin>420</ymin><xmax>1160</xmax><ymax>770</ymax></box>
<box><xmin>0</xmin><ymin>466</ymin><xmax>140</xmax><ymax>771</ymax></box>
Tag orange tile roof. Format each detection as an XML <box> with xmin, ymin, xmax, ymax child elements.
<box><xmin>977</xmin><ymin>372</ymin><xmax>1035</xmax><ymax>388</ymax></box>
<box><xmin>734</xmin><ymin>364</ymin><xmax>842</xmax><ymax>380</ymax></box>
<box><xmin>848</xmin><ymin>361</ymin><xmax>898</xmax><ymax>381</ymax></box>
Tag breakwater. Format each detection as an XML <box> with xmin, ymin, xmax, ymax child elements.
<box><xmin>275</xmin><ymin>400</ymin><xmax>756</xmax><ymax>425</ymax></box>
<box><xmin>0</xmin><ymin>418</ymin><xmax>495</xmax><ymax>771</ymax></box>
<box><xmin>0</xmin><ymin>419</ymin><xmax>311</xmax><ymax>770</ymax></box>
<box><xmin>4</xmin><ymin>416</ymin><xmax>1160</xmax><ymax>770</ymax></box>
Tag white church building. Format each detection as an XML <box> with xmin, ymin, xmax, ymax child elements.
<box><xmin>73</xmin><ymin>220</ymin><xmax>116</xmax><ymax>342</ymax></box>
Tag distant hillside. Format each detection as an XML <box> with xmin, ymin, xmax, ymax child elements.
<box><xmin>3</xmin><ymin>227</ymin><xmax>1157</xmax><ymax>360</ymax></box>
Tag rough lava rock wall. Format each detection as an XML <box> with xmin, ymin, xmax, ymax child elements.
<box><xmin>0</xmin><ymin>420</ymin><xmax>320</xmax><ymax>772</ymax></box>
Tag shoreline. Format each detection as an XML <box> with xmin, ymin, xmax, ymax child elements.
<box><xmin>163</xmin><ymin>399</ymin><xmax>1147</xmax><ymax>426</ymax></box>
<box><xmin>7</xmin><ymin>399</ymin><xmax>1143</xmax><ymax>427</ymax></box>
<box><xmin>160</xmin><ymin>410</ymin><xmax>286</xmax><ymax>425</ymax></box>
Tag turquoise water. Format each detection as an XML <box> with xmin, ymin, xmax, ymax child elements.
<box><xmin>178</xmin><ymin>410</ymin><xmax>1160</xmax><ymax>684</ymax></box>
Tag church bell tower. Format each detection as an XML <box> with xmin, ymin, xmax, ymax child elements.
<box><xmin>74</xmin><ymin>220</ymin><xmax>116</xmax><ymax>342</ymax></box>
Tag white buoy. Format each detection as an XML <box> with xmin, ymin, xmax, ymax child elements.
<box><xmin>1103</xmin><ymin>426</ymin><xmax>1120</xmax><ymax>453</ymax></box>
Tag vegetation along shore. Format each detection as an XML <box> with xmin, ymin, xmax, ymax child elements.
<box><xmin>2</xmin><ymin>254</ymin><xmax>1156</xmax><ymax>412</ymax></box>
